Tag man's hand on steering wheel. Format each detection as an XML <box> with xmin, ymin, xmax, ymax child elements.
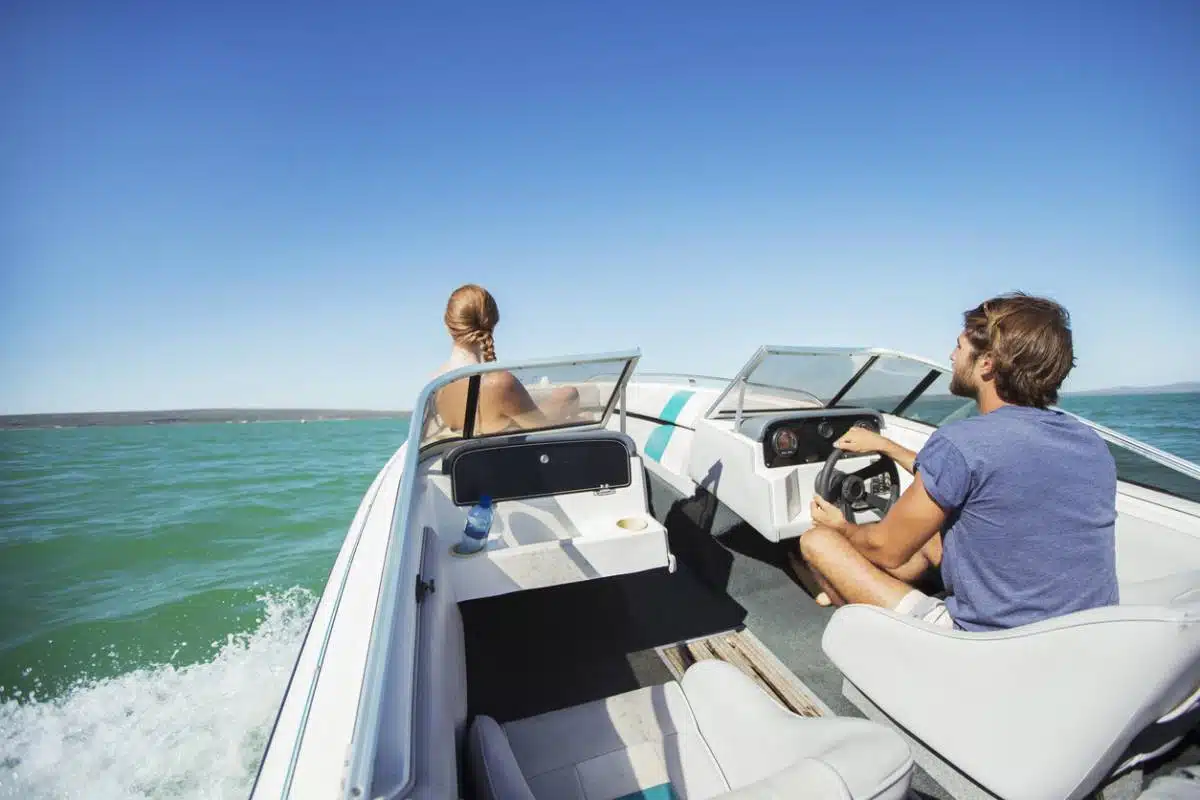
<box><xmin>811</xmin><ymin>494</ymin><xmax>848</xmax><ymax>534</ymax></box>
<box><xmin>815</xmin><ymin>435</ymin><xmax>902</xmax><ymax>523</ymax></box>
<box><xmin>834</xmin><ymin>426</ymin><xmax>889</xmax><ymax>455</ymax></box>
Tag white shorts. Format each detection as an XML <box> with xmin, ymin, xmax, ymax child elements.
<box><xmin>893</xmin><ymin>589</ymin><xmax>955</xmax><ymax>629</ymax></box>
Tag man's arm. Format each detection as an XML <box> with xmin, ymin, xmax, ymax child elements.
<box><xmin>835</xmin><ymin>428</ymin><xmax>917</xmax><ymax>474</ymax></box>
<box><xmin>840</xmin><ymin>472</ymin><xmax>946</xmax><ymax>569</ymax></box>
<box><xmin>876</xmin><ymin>438</ymin><xmax>917</xmax><ymax>475</ymax></box>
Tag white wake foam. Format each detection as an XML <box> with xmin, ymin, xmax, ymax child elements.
<box><xmin>0</xmin><ymin>588</ymin><xmax>316</xmax><ymax>799</ymax></box>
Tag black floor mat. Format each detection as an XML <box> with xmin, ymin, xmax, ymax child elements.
<box><xmin>460</xmin><ymin>562</ymin><xmax>747</xmax><ymax>723</ymax></box>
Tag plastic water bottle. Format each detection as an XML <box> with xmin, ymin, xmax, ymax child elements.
<box><xmin>460</xmin><ymin>495</ymin><xmax>494</xmax><ymax>554</ymax></box>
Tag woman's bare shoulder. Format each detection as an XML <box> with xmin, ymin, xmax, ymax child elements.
<box><xmin>481</xmin><ymin>369</ymin><xmax>520</xmax><ymax>388</ymax></box>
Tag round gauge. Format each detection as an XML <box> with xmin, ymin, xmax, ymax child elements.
<box><xmin>816</xmin><ymin>421</ymin><xmax>834</xmax><ymax>439</ymax></box>
<box><xmin>771</xmin><ymin>427</ymin><xmax>800</xmax><ymax>457</ymax></box>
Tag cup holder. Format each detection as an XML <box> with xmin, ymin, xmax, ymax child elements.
<box><xmin>616</xmin><ymin>516</ymin><xmax>649</xmax><ymax>532</ymax></box>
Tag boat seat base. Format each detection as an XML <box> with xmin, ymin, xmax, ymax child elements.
<box><xmin>466</xmin><ymin>659</ymin><xmax>913</xmax><ymax>800</ymax></box>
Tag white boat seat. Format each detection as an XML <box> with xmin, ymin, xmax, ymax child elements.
<box><xmin>466</xmin><ymin>659</ymin><xmax>913</xmax><ymax>800</ymax></box>
<box><xmin>822</xmin><ymin>591</ymin><xmax>1200</xmax><ymax>800</ymax></box>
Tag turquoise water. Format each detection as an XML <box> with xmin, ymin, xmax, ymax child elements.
<box><xmin>1</xmin><ymin>395</ymin><xmax>1197</xmax><ymax>798</ymax></box>
<box><xmin>0</xmin><ymin>418</ymin><xmax>410</xmax><ymax>799</ymax></box>
<box><xmin>1058</xmin><ymin>393</ymin><xmax>1200</xmax><ymax>464</ymax></box>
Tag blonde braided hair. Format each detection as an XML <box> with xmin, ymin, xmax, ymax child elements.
<box><xmin>460</xmin><ymin>329</ymin><xmax>496</xmax><ymax>362</ymax></box>
<box><xmin>445</xmin><ymin>284</ymin><xmax>499</xmax><ymax>362</ymax></box>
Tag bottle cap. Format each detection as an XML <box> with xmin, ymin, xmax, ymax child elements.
<box><xmin>480</xmin><ymin>494</ymin><xmax>492</xmax><ymax>508</ymax></box>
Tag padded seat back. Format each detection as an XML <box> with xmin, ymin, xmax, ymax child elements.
<box><xmin>823</xmin><ymin>599</ymin><xmax>1200</xmax><ymax>800</ymax></box>
<box><xmin>467</xmin><ymin>660</ymin><xmax>912</xmax><ymax>800</ymax></box>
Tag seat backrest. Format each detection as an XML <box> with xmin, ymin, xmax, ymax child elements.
<box><xmin>1055</xmin><ymin>602</ymin><xmax>1200</xmax><ymax>797</ymax></box>
<box><xmin>1107</xmin><ymin>574</ymin><xmax>1200</xmax><ymax>780</ymax></box>
<box><xmin>823</xmin><ymin>601</ymin><xmax>1200</xmax><ymax>800</ymax></box>
<box><xmin>466</xmin><ymin>715</ymin><xmax>536</xmax><ymax>800</ymax></box>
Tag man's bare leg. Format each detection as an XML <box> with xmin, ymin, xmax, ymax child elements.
<box><xmin>794</xmin><ymin>531</ymin><xmax>940</xmax><ymax>606</ymax></box>
<box><xmin>786</xmin><ymin>549</ymin><xmax>835</xmax><ymax>604</ymax></box>
<box><xmin>797</xmin><ymin>525</ymin><xmax>918</xmax><ymax>608</ymax></box>
<box><xmin>810</xmin><ymin>568</ymin><xmax>845</xmax><ymax>607</ymax></box>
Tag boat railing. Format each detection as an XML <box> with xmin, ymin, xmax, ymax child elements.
<box><xmin>628</xmin><ymin>371</ymin><xmax>734</xmax><ymax>390</ymax></box>
<box><xmin>1060</xmin><ymin>411</ymin><xmax>1200</xmax><ymax>482</ymax></box>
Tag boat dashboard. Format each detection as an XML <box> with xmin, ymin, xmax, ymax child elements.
<box><xmin>682</xmin><ymin>406</ymin><xmax>909</xmax><ymax>542</ymax></box>
<box><xmin>737</xmin><ymin>409</ymin><xmax>883</xmax><ymax>469</ymax></box>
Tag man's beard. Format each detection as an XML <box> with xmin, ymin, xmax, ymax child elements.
<box><xmin>949</xmin><ymin>367</ymin><xmax>977</xmax><ymax>400</ymax></box>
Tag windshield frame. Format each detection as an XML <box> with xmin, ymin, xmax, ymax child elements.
<box><xmin>704</xmin><ymin>346</ymin><xmax>953</xmax><ymax>424</ymax></box>
<box><xmin>417</xmin><ymin>350</ymin><xmax>641</xmax><ymax>453</ymax></box>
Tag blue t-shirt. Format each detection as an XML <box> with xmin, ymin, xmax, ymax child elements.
<box><xmin>914</xmin><ymin>404</ymin><xmax>1119</xmax><ymax>632</ymax></box>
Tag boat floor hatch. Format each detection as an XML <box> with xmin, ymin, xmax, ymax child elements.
<box><xmin>656</xmin><ymin>628</ymin><xmax>833</xmax><ymax>719</ymax></box>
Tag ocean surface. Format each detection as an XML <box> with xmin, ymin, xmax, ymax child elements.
<box><xmin>1</xmin><ymin>394</ymin><xmax>1197</xmax><ymax>798</ymax></box>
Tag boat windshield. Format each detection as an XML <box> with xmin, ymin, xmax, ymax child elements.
<box><xmin>418</xmin><ymin>352</ymin><xmax>638</xmax><ymax>449</ymax></box>
<box><xmin>708</xmin><ymin>347</ymin><xmax>976</xmax><ymax>427</ymax></box>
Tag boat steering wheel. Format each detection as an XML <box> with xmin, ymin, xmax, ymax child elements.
<box><xmin>814</xmin><ymin>447</ymin><xmax>901</xmax><ymax>523</ymax></box>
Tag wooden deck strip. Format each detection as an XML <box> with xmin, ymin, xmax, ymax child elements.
<box><xmin>656</xmin><ymin>627</ymin><xmax>831</xmax><ymax>718</ymax></box>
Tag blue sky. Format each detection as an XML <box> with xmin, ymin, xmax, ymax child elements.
<box><xmin>3</xmin><ymin>1</ymin><xmax>1197</xmax><ymax>413</ymax></box>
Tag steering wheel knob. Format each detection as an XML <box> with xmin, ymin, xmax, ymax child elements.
<box><xmin>842</xmin><ymin>477</ymin><xmax>865</xmax><ymax>502</ymax></box>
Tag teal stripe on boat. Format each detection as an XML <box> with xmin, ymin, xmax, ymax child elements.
<box><xmin>644</xmin><ymin>390</ymin><xmax>695</xmax><ymax>462</ymax></box>
<box><xmin>660</xmin><ymin>389</ymin><xmax>695</xmax><ymax>424</ymax></box>
<box><xmin>615</xmin><ymin>783</ymin><xmax>678</xmax><ymax>800</ymax></box>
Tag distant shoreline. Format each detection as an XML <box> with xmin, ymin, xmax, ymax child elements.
<box><xmin>4</xmin><ymin>383</ymin><xmax>1196</xmax><ymax>431</ymax></box>
<box><xmin>1063</xmin><ymin>383</ymin><xmax>1200</xmax><ymax>398</ymax></box>
<box><xmin>0</xmin><ymin>409</ymin><xmax>412</xmax><ymax>430</ymax></box>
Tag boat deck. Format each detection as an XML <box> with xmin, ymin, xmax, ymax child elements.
<box><xmin>459</xmin><ymin>466</ymin><xmax>1198</xmax><ymax>797</ymax></box>
<box><xmin>460</xmin><ymin>469</ymin><xmax>957</xmax><ymax>798</ymax></box>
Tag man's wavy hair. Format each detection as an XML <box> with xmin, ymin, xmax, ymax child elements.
<box><xmin>962</xmin><ymin>293</ymin><xmax>1076</xmax><ymax>409</ymax></box>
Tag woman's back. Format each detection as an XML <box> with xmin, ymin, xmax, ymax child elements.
<box><xmin>434</xmin><ymin>370</ymin><xmax>544</xmax><ymax>435</ymax></box>
<box><xmin>430</xmin><ymin>283</ymin><xmax>580</xmax><ymax>436</ymax></box>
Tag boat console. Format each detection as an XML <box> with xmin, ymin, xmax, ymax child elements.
<box><xmin>421</xmin><ymin>385</ymin><xmax>673</xmax><ymax>602</ymax></box>
<box><xmin>684</xmin><ymin>408</ymin><xmax>906</xmax><ymax>542</ymax></box>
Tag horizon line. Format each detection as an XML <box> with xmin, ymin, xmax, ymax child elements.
<box><xmin>0</xmin><ymin>408</ymin><xmax>412</xmax><ymax>420</ymax></box>
<box><xmin>5</xmin><ymin>378</ymin><xmax>1200</xmax><ymax>421</ymax></box>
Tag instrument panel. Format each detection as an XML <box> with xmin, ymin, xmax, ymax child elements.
<box><xmin>747</xmin><ymin>409</ymin><xmax>883</xmax><ymax>469</ymax></box>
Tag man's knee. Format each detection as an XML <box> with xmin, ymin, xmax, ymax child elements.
<box><xmin>798</xmin><ymin>525</ymin><xmax>841</xmax><ymax>565</ymax></box>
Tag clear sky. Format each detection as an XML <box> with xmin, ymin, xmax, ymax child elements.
<box><xmin>3</xmin><ymin>1</ymin><xmax>1197</xmax><ymax>413</ymax></box>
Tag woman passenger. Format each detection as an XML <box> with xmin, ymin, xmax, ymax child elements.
<box><xmin>433</xmin><ymin>284</ymin><xmax>579</xmax><ymax>435</ymax></box>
